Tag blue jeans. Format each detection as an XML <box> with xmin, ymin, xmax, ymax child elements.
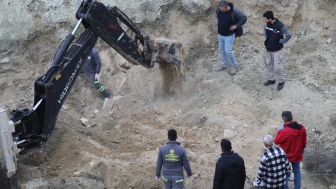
<box><xmin>218</xmin><ymin>33</ymin><xmax>237</xmax><ymax>68</ymax></box>
<box><xmin>285</xmin><ymin>162</ymin><xmax>301</xmax><ymax>189</ymax></box>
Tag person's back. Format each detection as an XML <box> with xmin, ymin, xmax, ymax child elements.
<box><xmin>256</xmin><ymin>135</ymin><xmax>290</xmax><ymax>189</ymax></box>
<box><xmin>213</xmin><ymin>139</ymin><xmax>246</xmax><ymax>189</ymax></box>
<box><xmin>259</xmin><ymin>147</ymin><xmax>288</xmax><ymax>188</ymax></box>
<box><xmin>275</xmin><ymin>111</ymin><xmax>307</xmax><ymax>189</ymax></box>
<box><xmin>214</xmin><ymin>152</ymin><xmax>245</xmax><ymax>189</ymax></box>
<box><xmin>156</xmin><ymin>129</ymin><xmax>192</xmax><ymax>189</ymax></box>
<box><xmin>275</xmin><ymin>121</ymin><xmax>306</xmax><ymax>162</ymax></box>
<box><xmin>158</xmin><ymin>141</ymin><xmax>189</xmax><ymax>176</ymax></box>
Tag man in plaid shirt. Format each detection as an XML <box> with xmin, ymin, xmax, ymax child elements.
<box><xmin>256</xmin><ymin>134</ymin><xmax>291</xmax><ymax>189</ymax></box>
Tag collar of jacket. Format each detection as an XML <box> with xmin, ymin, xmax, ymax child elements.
<box><xmin>221</xmin><ymin>151</ymin><xmax>234</xmax><ymax>156</ymax></box>
<box><xmin>272</xmin><ymin>18</ymin><xmax>279</xmax><ymax>25</ymax></box>
<box><xmin>166</xmin><ymin>141</ymin><xmax>181</xmax><ymax>145</ymax></box>
<box><xmin>265</xmin><ymin>146</ymin><xmax>278</xmax><ymax>153</ymax></box>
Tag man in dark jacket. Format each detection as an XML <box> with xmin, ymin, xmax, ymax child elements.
<box><xmin>156</xmin><ymin>129</ymin><xmax>192</xmax><ymax>189</ymax></box>
<box><xmin>263</xmin><ymin>11</ymin><xmax>291</xmax><ymax>91</ymax></box>
<box><xmin>83</xmin><ymin>48</ymin><xmax>111</xmax><ymax>99</ymax></box>
<box><xmin>216</xmin><ymin>0</ymin><xmax>247</xmax><ymax>75</ymax></box>
<box><xmin>213</xmin><ymin>139</ymin><xmax>246</xmax><ymax>189</ymax></box>
<box><xmin>275</xmin><ymin>111</ymin><xmax>307</xmax><ymax>189</ymax></box>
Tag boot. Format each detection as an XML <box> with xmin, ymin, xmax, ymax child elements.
<box><xmin>230</xmin><ymin>67</ymin><xmax>237</xmax><ymax>75</ymax></box>
<box><xmin>101</xmin><ymin>89</ymin><xmax>112</xmax><ymax>99</ymax></box>
<box><xmin>277</xmin><ymin>82</ymin><xmax>285</xmax><ymax>91</ymax></box>
<box><xmin>263</xmin><ymin>80</ymin><xmax>276</xmax><ymax>86</ymax></box>
<box><xmin>216</xmin><ymin>66</ymin><xmax>227</xmax><ymax>72</ymax></box>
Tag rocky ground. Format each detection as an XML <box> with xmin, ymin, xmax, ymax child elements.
<box><xmin>1</xmin><ymin>0</ymin><xmax>336</xmax><ymax>188</ymax></box>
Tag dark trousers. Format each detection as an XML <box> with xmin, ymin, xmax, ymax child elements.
<box><xmin>162</xmin><ymin>175</ymin><xmax>184</xmax><ymax>189</ymax></box>
<box><xmin>84</xmin><ymin>71</ymin><xmax>110</xmax><ymax>98</ymax></box>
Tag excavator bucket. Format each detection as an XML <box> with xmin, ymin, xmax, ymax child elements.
<box><xmin>153</xmin><ymin>38</ymin><xmax>186</xmax><ymax>95</ymax></box>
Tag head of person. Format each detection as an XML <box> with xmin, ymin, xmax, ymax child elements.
<box><xmin>263</xmin><ymin>134</ymin><xmax>274</xmax><ymax>148</ymax></box>
<box><xmin>263</xmin><ymin>11</ymin><xmax>275</xmax><ymax>24</ymax></box>
<box><xmin>221</xmin><ymin>139</ymin><xmax>232</xmax><ymax>153</ymax></box>
<box><xmin>218</xmin><ymin>0</ymin><xmax>230</xmax><ymax>12</ymax></box>
<box><xmin>282</xmin><ymin>111</ymin><xmax>293</xmax><ymax>123</ymax></box>
<box><xmin>168</xmin><ymin>129</ymin><xmax>177</xmax><ymax>141</ymax></box>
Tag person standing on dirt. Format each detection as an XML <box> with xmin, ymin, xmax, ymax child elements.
<box><xmin>275</xmin><ymin>111</ymin><xmax>307</xmax><ymax>189</ymax></box>
<box><xmin>155</xmin><ymin>129</ymin><xmax>192</xmax><ymax>189</ymax></box>
<box><xmin>83</xmin><ymin>48</ymin><xmax>111</xmax><ymax>99</ymax></box>
<box><xmin>216</xmin><ymin>0</ymin><xmax>247</xmax><ymax>75</ymax></box>
<box><xmin>263</xmin><ymin>11</ymin><xmax>292</xmax><ymax>91</ymax></box>
<box><xmin>213</xmin><ymin>139</ymin><xmax>246</xmax><ymax>189</ymax></box>
<box><xmin>255</xmin><ymin>134</ymin><xmax>291</xmax><ymax>189</ymax></box>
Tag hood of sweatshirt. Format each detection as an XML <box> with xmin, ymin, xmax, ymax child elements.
<box><xmin>284</xmin><ymin>121</ymin><xmax>302</xmax><ymax>136</ymax></box>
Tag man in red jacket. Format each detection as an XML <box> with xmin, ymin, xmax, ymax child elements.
<box><xmin>275</xmin><ymin>111</ymin><xmax>307</xmax><ymax>189</ymax></box>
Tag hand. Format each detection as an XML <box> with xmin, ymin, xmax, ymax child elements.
<box><xmin>279</xmin><ymin>124</ymin><xmax>284</xmax><ymax>130</ymax></box>
<box><xmin>279</xmin><ymin>39</ymin><xmax>285</xmax><ymax>44</ymax></box>
<box><xmin>155</xmin><ymin>176</ymin><xmax>160</xmax><ymax>181</ymax></box>
<box><xmin>286</xmin><ymin>173</ymin><xmax>291</xmax><ymax>179</ymax></box>
<box><xmin>253</xmin><ymin>179</ymin><xmax>264</xmax><ymax>187</ymax></box>
<box><xmin>187</xmin><ymin>175</ymin><xmax>192</xmax><ymax>179</ymax></box>
<box><xmin>230</xmin><ymin>25</ymin><xmax>237</xmax><ymax>31</ymax></box>
<box><xmin>95</xmin><ymin>73</ymin><xmax>101</xmax><ymax>82</ymax></box>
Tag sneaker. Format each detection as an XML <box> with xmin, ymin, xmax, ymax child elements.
<box><xmin>216</xmin><ymin>66</ymin><xmax>227</xmax><ymax>72</ymax></box>
<box><xmin>277</xmin><ymin>82</ymin><xmax>285</xmax><ymax>91</ymax></box>
<box><xmin>230</xmin><ymin>67</ymin><xmax>237</xmax><ymax>75</ymax></box>
<box><xmin>263</xmin><ymin>80</ymin><xmax>276</xmax><ymax>86</ymax></box>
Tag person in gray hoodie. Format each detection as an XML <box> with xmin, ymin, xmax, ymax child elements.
<box><xmin>156</xmin><ymin>129</ymin><xmax>192</xmax><ymax>189</ymax></box>
<box><xmin>83</xmin><ymin>48</ymin><xmax>111</xmax><ymax>99</ymax></box>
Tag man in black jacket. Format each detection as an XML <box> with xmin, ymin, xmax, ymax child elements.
<box><xmin>216</xmin><ymin>0</ymin><xmax>247</xmax><ymax>75</ymax></box>
<box><xmin>263</xmin><ymin>11</ymin><xmax>291</xmax><ymax>91</ymax></box>
<box><xmin>213</xmin><ymin>139</ymin><xmax>246</xmax><ymax>189</ymax></box>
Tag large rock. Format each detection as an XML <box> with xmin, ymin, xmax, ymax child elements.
<box><xmin>112</xmin><ymin>0</ymin><xmax>173</xmax><ymax>23</ymax></box>
<box><xmin>1</xmin><ymin>0</ymin><xmax>335</xmax><ymax>54</ymax></box>
<box><xmin>181</xmin><ymin>0</ymin><xmax>211</xmax><ymax>14</ymax></box>
<box><xmin>0</xmin><ymin>0</ymin><xmax>174</xmax><ymax>61</ymax></box>
<box><xmin>0</xmin><ymin>0</ymin><xmax>81</xmax><ymax>41</ymax></box>
<box><xmin>0</xmin><ymin>0</ymin><xmax>81</xmax><ymax>62</ymax></box>
<box><xmin>0</xmin><ymin>1</ymin><xmax>34</xmax><ymax>44</ymax></box>
<box><xmin>242</xmin><ymin>0</ymin><xmax>304</xmax><ymax>27</ymax></box>
<box><xmin>4</xmin><ymin>0</ymin><xmax>332</xmax><ymax>61</ymax></box>
<box><xmin>22</xmin><ymin>177</ymin><xmax>105</xmax><ymax>189</ymax></box>
<box><xmin>113</xmin><ymin>0</ymin><xmax>211</xmax><ymax>22</ymax></box>
<box><xmin>0</xmin><ymin>77</ymin><xmax>8</xmax><ymax>91</ymax></box>
<box><xmin>223</xmin><ymin>129</ymin><xmax>236</xmax><ymax>139</ymax></box>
